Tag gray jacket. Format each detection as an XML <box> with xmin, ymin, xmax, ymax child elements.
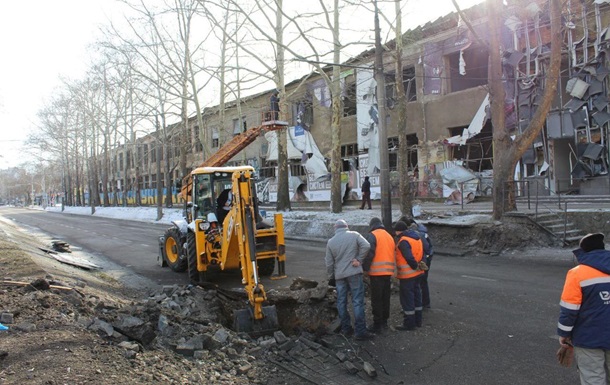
<box><xmin>325</xmin><ymin>228</ymin><xmax>371</xmax><ymax>280</ymax></box>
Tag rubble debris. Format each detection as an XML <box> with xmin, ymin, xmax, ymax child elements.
<box><xmin>51</xmin><ymin>240</ymin><xmax>71</xmax><ymax>253</ymax></box>
<box><xmin>0</xmin><ymin>271</ymin><xmax>394</xmax><ymax>383</ymax></box>
<box><xmin>1</xmin><ymin>279</ymin><xmax>73</xmax><ymax>291</ymax></box>
<box><xmin>51</xmin><ymin>253</ymin><xmax>101</xmax><ymax>270</ymax></box>
<box><xmin>0</xmin><ymin>313</ymin><xmax>13</xmax><ymax>324</ymax></box>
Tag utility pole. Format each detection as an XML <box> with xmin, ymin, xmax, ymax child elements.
<box><xmin>374</xmin><ymin>0</ymin><xmax>392</xmax><ymax>229</ymax></box>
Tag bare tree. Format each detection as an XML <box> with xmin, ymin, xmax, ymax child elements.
<box><xmin>487</xmin><ymin>0</ymin><xmax>561</xmax><ymax>219</ymax></box>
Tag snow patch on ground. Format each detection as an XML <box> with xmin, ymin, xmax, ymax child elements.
<box><xmin>44</xmin><ymin>204</ymin><xmax>494</xmax><ymax>229</ymax></box>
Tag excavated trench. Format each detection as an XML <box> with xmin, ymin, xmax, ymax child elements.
<box><xmin>212</xmin><ymin>277</ymin><xmax>338</xmax><ymax>336</ymax></box>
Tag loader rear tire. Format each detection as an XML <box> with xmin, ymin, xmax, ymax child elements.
<box><xmin>163</xmin><ymin>227</ymin><xmax>187</xmax><ymax>272</ymax></box>
<box><xmin>257</xmin><ymin>258</ymin><xmax>275</xmax><ymax>277</ymax></box>
<box><xmin>186</xmin><ymin>231</ymin><xmax>201</xmax><ymax>285</ymax></box>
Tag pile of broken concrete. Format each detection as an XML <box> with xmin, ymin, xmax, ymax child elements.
<box><xmin>0</xmin><ymin>276</ymin><xmax>385</xmax><ymax>384</ymax></box>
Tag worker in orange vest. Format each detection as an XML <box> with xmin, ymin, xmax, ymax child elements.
<box><xmin>363</xmin><ymin>217</ymin><xmax>396</xmax><ymax>333</ymax></box>
<box><xmin>393</xmin><ymin>220</ymin><xmax>426</xmax><ymax>331</ymax></box>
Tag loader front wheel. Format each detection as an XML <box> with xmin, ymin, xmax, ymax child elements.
<box><xmin>163</xmin><ymin>227</ymin><xmax>187</xmax><ymax>272</ymax></box>
<box><xmin>186</xmin><ymin>231</ymin><xmax>201</xmax><ymax>284</ymax></box>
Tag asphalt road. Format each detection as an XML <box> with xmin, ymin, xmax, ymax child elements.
<box><xmin>0</xmin><ymin>206</ymin><xmax>580</xmax><ymax>384</ymax></box>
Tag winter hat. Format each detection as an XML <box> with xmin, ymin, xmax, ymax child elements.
<box><xmin>394</xmin><ymin>221</ymin><xmax>409</xmax><ymax>232</ymax></box>
<box><xmin>334</xmin><ymin>219</ymin><xmax>348</xmax><ymax>229</ymax></box>
<box><xmin>579</xmin><ymin>233</ymin><xmax>605</xmax><ymax>252</ymax></box>
<box><xmin>369</xmin><ymin>217</ymin><xmax>383</xmax><ymax>229</ymax></box>
<box><xmin>399</xmin><ymin>216</ymin><xmax>415</xmax><ymax>226</ymax></box>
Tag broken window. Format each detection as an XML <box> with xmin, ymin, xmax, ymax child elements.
<box><xmin>387</xmin><ymin>135</ymin><xmax>418</xmax><ymax>172</ymax></box>
<box><xmin>447</xmin><ymin>47</ymin><xmax>489</xmax><ymax>93</ymax></box>
<box><xmin>343</xmin><ymin>81</ymin><xmax>357</xmax><ymax>116</ymax></box>
<box><xmin>233</xmin><ymin>117</ymin><xmax>246</xmax><ymax>136</ymax></box>
<box><xmin>194</xmin><ymin>126</ymin><xmax>203</xmax><ymax>152</ymax></box>
<box><xmin>448</xmin><ymin>122</ymin><xmax>493</xmax><ymax>172</ymax></box>
<box><xmin>385</xmin><ymin>67</ymin><xmax>417</xmax><ymax>108</ymax></box>
<box><xmin>292</xmin><ymin>96</ymin><xmax>314</xmax><ymax>128</ymax></box>
<box><xmin>212</xmin><ymin>128</ymin><xmax>219</xmax><ymax>148</ymax></box>
<box><xmin>341</xmin><ymin>143</ymin><xmax>359</xmax><ymax>157</ymax></box>
<box><xmin>289</xmin><ymin>163</ymin><xmax>307</xmax><ymax>177</ymax></box>
<box><xmin>143</xmin><ymin>144</ymin><xmax>149</xmax><ymax>165</ymax></box>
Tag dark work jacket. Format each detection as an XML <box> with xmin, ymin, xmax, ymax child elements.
<box><xmin>362</xmin><ymin>180</ymin><xmax>371</xmax><ymax>194</ymax></box>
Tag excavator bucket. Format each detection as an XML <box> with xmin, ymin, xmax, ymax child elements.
<box><xmin>233</xmin><ymin>305</ymin><xmax>279</xmax><ymax>336</ymax></box>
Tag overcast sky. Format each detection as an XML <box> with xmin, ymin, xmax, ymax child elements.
<box><xmin>0</xmin><ymin>0</ymin><xmax>483</xmax><ymax>170</ymax></box>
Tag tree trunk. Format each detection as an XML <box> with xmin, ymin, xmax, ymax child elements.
<box><xmin>395</xmin><ymin>0</ymin><xmax>412</xmax><ymax>217</ymax></box>
<box><xmin>275</xmin><ymin>0</ymin><xmax>291</xmax><ymax>212</ymax></box>
<box><xmin>490</xmin><ymin>0</ymin><xmax>561</xmax><ymax>219</ymax></box>
<box><xmin>330</xmin><ymin>0</ymin><xmax>342</xmax><ymax>214</ymax></box>
<box><xmin>489</xmin><ymin>0</ymin><xmax>508</xmax><ymax>219</ymax></box>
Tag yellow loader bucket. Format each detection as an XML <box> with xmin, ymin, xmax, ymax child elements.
<box><xmin>233</xmin><ymin>305</ymin><xmax>279</xmax><ymax>336</ymax></box>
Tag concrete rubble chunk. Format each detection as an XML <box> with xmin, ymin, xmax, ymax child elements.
<box><xmin>113</xmin><ymin>315</ymin><xmax>156</xmax><ymax>346</ymax></box>
<box><xmin>238</xmin><ymin>363</ymin><xmax>252</xmax><ymax>375</ymax></box>
<box><xmin>213</xmin><ymin>328</ymin><xmax>229</xmax><ymax>344</ymax></box>
<box><xmin>362</xmin><ymin>361</ymin><xmax>377</xmax><ymax>378</ymax></box>
<box><xmin>157</xmin><ymin>314</ymin><xmax>170</xmax><ymax>334</ymax></box>
<box><xmin>176</xmin><ymin>336</ymin><xmax>204</xmax><ymax>357</ymax></box>
<box><xmin>0</xmin><ymin>313</ymin><xmax>14</xmax><ymax>324</ymax></box>
<box><xmin>278</xmin><ymin>340</ymin><xmax>296</xmax><ymax>352</ymax></box>
<box><xmin>14</xmin><ymin>322</ymin><xmax>37</xmax><ymax>332</ymax></box>
<box><xmin>118</xmin><ymin>341</ymin><xmax>140</xmax><ymax>352</ymax></box>
<box><xmin>201</xmin><ymin>334</ymin><xmax>222</xmax><ymax>351</ymax></box>
<box><xmin>344</xmin><ymin>361</ymin><xmax>358</xmax><ymax>374</ymax></box>
<box><xmin>298</xmin><ymin>336</ymin><xmax>321</xmax><ymax>350</ymax></box>
<box><xmin>89</xmin><ymin>318</ymin><xmax>114</xmax><ymax>336</ymax></box>
<box><xmin>259</xmin><ymin>338</ymin><xmax>276</xmax><ymax>349</ymax></box>
<box><xmin>162</xmin><ymin>285</ymin><xmax>177</xmax><ymax>296</ymax></box>
<box><xmin>273</xmin><ymin>330</ymin><xmax>288</xmax><ymax>344</ymax></box>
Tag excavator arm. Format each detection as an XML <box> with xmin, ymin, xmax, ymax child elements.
<box><xmin>226</xmin><ymin>169</ymin><xmax>279</xmax><ymax>334</ymax></box>
<box><xmin>180</xmin><ymin>121</ymin><xmax>287</xmax><ymax>200</ymax></box>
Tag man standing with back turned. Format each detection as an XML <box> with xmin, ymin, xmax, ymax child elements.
<box><xmin>326</xmin><ymin>219</ymin><xmax>373</xmax><ymax>341</ymax></box>
<box><xmin>557</xmin><ymin>233</ymin><xmax>610</xmax><ymax>385</ymax></box>
<box><xmin>363</xmin><ymin>217</ymin><xmax>396</xmax><ymax>333</ymax></box>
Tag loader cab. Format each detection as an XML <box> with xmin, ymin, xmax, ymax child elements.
<box><xmin>193</xmin><ymin>174</ymin><xmax>214</xmax><ymax>219</ymax></box>
<box><xmin>192</xmin><ymin>171</ymin><xmax>234</xmax><ymax>221</ymax></box>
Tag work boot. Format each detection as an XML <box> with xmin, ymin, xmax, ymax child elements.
<box><xmin>396</xmin><ymin>315</ymin><xmax>416</xmax><ymax>331</ymax></box>
<box><xmin>381</xmin><ymin>320</ymin><xmax>389</xmax><ymax>330</ymax></box>
<box><xmin>415</xmin><ymin>311</ymin><xmax>423</xmax><ymax>328</ymax></box>
<box><xmin>367</xmin><ymin>322</ymin><xmax>383</xmax><ymax>333</ymax></box>
<box><xmin>354</xmin><ymin>331</ymin><xmax>375</xmax><ymax>341</ymax></box>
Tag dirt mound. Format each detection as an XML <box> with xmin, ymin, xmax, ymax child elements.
<box><xmin>428</xmin><ymin>219</ymin><xmax>560</xmax><ymax>255</ymax></box>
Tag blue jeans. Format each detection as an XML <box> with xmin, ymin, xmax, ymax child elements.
<box><xmin>336</xmin><ymin>274</ymin><xmax>366</xmax><ymax>336</ymax></box>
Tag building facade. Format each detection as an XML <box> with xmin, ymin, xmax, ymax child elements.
<box><xmin>103</xmin><ymin>0</ymin><xmax>610</xmax><ymax>206</ymax></box>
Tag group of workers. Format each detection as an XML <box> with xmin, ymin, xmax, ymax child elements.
<box><xmin>325</xmin><ymin>215</ymin><xmax>433</xmax><ymax>341</ymax></box>
<box><xmin>326</xmin><ymin>214</ymin><xmax>610</xmax><ymax>384</ymax></box>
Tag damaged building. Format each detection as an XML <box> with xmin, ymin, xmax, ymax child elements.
<box><xmin>102</xmin><ymin>0</ymin><xmax>610</xmax><ymax>206</ymax></box>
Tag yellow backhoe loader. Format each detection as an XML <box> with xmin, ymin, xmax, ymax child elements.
<box><xmin>158</xmin><ymin>120</ymin><xmax>287</xmax><ymax>334</ymax></box>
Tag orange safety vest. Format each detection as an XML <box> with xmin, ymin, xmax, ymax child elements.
<box><xmin>368</xmin><ymin>228</ymin><xmax>396</xmax><ymax>276</ymax></box>
<box><xmin>395</xmin><ymin>235</ymin><xmax>424</xmax><ymax>280</ymax></box>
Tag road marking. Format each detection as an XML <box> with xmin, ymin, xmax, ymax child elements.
<box><xmin>461</xmin><ymin>275</ymin><xmax>497</xmax><ymax>282</ymax></box>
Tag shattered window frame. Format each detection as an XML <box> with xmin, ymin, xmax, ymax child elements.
<box><xmin>447</xmin><ymin>47</ymin><xmax>489</xmax><ymax>93</ymax></box>
<box><xmin>448</xmin><ymin>123</ymin><xmax>493</xmax><ymax>172</ymax></box>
